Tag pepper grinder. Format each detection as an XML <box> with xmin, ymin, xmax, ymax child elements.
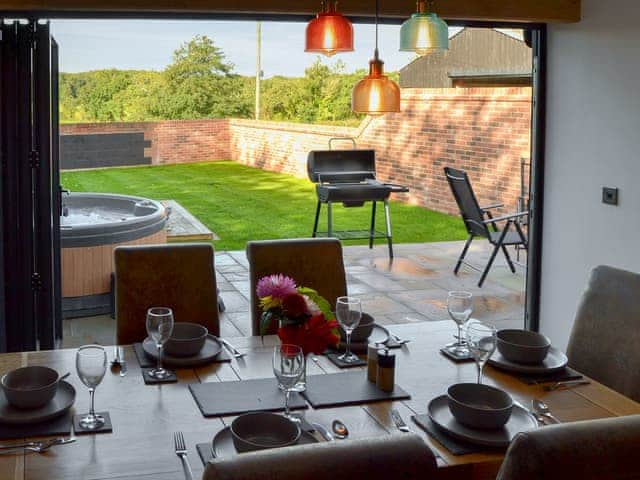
<box><xmin>367</xmin><ymin>343</ymin><xmax>380</xmax><ymax>383</ymax></box>
<box><xmin>376</xmin><ymin>348</ymin><xmax>395</xmax><ymax>392</ymax></box>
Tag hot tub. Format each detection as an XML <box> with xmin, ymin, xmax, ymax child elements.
<box><xmin>61</xmin><ymin>193</ymin><xmax>167</xmax><ymax>317</ymax></box>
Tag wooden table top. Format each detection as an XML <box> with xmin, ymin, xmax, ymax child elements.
<box><xmin>1</xmin><ymin>321</ymin><xmax>638</xmax><ymax>480</ymax></box>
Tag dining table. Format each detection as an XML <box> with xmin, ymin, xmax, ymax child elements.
<box><xmin>0</xmin><ymin>320</ymin><xmax>639</xmax><ymax>480</ymax></box>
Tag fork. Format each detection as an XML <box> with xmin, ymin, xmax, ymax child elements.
<box><xmin>174</xmin><ymin>432</ymin><xmax>194</xmax><ymax>480</ymax></box>
<box><xmin>0</xmin><ymin>437</ymin><xmax>75</xmax><ymax>455</ymax></box>
<box><xmin>217</xmin><ymin>337</ymin><xmax>246</xmax><ymax>359</ymax></box>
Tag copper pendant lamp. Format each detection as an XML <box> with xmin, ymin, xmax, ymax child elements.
<box><xmin>351</xmin><ymin>0</ymin><xmax>401</xmax><ymax>114</ymax></box>
<box><xmin>305</xmin><ymin>1</ymin><xmax>354</xmax><ymax>57</ymax></box>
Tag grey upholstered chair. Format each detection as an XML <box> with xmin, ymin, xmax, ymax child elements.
<box><xmin>202</xmin><ymin>434</ymin><xmax>437</xmax><ymax>480</ymax></box>
<box><xmin>566</xmin><ymin>265</ymin><xmax>640</xmax><ymax>402</ymax></box>
<box><xmin>496</xmin><ymin>414</ymin><xmax>640</xmax><ymax>480</ymax></box>
<box><xmin>246</xmin><ymin>238</ymin><xmax>347</xmax><ymax>336</ymax></box>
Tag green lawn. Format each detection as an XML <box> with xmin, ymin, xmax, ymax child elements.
<box><xmin>61</xmin><ymin>161</ymin><xmax>467</xmax><ymax>251</ymax></box>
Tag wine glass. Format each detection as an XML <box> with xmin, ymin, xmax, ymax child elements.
<box><xmin>466</xmin><ymin>321</ymin><xmax>497</xmax><ymax>384</ymax></box>
<box><xmin>76</xmin><ymin>345</ymin><xmax>108</xmax><ymax>430</ymax></box>
<box><xmin>273</xmin><ymin>344</ymin><xmax>305</xmax><ymax>422</ymax></box>
<box><xmin>447</xmin><ymin>291</ymin><xmax>473</xmax><ymax>354</ymax></box>
<box><xmin>336</xmin><ymin>296</ymin><xmax>362</xmax><ymax>363</ymax></box>
<box><xmin>146</xmin><ymin>307</ymin><xmax>175</xmax><ymax>379</ymax></box>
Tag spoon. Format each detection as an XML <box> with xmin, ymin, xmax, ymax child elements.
<box><xmin>331</xmin><ymin>419</ymin><xmax>349</xmax><ymax>439</ymax></box>
<box><xmin>531</xmin><ymin>399</ymin><xmax>561</xmax><ymax>424</ymax></box>
<box><xmin>56</xmin><ymin>372</ymin><xmax>71</xmax><ymax>384</ymax></box>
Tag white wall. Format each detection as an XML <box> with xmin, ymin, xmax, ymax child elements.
<box><xmin>540</xmin><ymin>0</ymin><xmax>640</xmax><ymax>349</ymax></box>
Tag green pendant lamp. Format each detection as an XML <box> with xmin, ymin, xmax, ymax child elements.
<box><xmin>399</xmin><ymin>0</ymin><xmax>448</xmax><ymax>55</ymax></box>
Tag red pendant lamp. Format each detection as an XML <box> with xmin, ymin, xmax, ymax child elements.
<box><xmin>305</xmin><ymin>1</ymin><xmax>354</xmax><ymax>57</ymax></box>
<box><xmin>351</xmin><ymin>0</ymin><xmax>401</xmax><ymax>114</ymax></box>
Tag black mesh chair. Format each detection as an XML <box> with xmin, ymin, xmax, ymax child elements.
<box><xmin>444</xmin><ymin>167</ymin><xmax>528</xmax><ymax>287</ymax></box>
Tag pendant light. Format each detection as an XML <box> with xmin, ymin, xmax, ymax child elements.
<box><xmin>399</xmin><ymin>0</ymin><xmax>448</xmax><ymax>55</ymax></box>
<box><xmin>305</xmin><ymin>1</ymin><xmax>354</xmax><ymax>57</ymax></box>
<box><xmin>351</xmin><ymin>0</ymin><xmax>401</xmax><ymax>115</ymax></box>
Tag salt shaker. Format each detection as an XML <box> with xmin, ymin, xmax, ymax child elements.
<box><xmin>367</xmin><ymin>343</ymin><xmax>380</xmax><ymax>382</ymax></box>
<box><xmin>376</xmin><ymin>348</ymin><xmax>395</xmax><ymax>392</ymax></box>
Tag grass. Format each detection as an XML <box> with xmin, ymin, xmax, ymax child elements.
<box><xmin>61</xmin><ymin>161</ymin><xmax>467</xmax><ymax>251</ymax></box>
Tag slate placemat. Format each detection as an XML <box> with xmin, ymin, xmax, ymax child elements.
<box><xmin>301</xmin><ymin>371</ymin><xmax>410</xmax><ymax>408</ymax></box>
<box><xmin>516</xmin><ymin>366</ymin><xmax>583</xmax><ymax>385</ymax></box>
<box><xmin>188</xmin><ymin>378</ymin><xmax>308</xmax><ymax>418</ymax></box>
<box><xmin>197</xmin><ymin>442</ymin><xmax>216</xmax><ymax>465</ymax></box>
<box><xmin>142</xmin><ymin>368</ymin><xmax>178</xmax><ymax>384</ymax></box>
<box><xmin>412</xmin><ymin>414</ymin><xmax>482</xmax><ymax>456</ymax></box>
<box><xmin>326</xmin><ymin>352</ymin><xmax>367</xmax><ymax>368</ymax></box>
<box><xmin>439</xmin><ymin>347</ymin><xmax>475</xmax><ymax>363</ymax></box>
<box><xmin>72</xmin><ymin>411</ymin><xmax>113</xmax><ymax>435</ymax></box>
<box><xmin>133</xmin><ymin>342</ymin><xmax>231</xmax><ymax>369</ymax></box>
<box><xmin>0</xmin><ymin>410</ymin><xmax>72</xmax><ymax>441</ymax></box>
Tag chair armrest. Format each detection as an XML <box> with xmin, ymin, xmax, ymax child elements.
<box><xmin>483</xmin><ymin>211</ymin><xmax>528</xmax><ymax>224</ymax></box>
<box><xmin>481</xmin><ymin>203</ymin><xmax>504</xmax><ymax>210</ymax></box>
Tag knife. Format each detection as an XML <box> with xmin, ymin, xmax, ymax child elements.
<box><xmin>390</xmin><ymin>409</ymin><xmax>411</xmax><ymax>433</ymax></box>
<box><xmin>310</xmin><ymin>423</ymin><xmax>334</xmax><ymax>442</ymax></box>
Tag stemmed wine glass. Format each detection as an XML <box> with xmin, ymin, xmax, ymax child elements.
<box><xmin>446</xmin><ymin>291</ymin><xmax>473</xmax><ymax>355</ymax></box>
<box><xmin>336</xmin><ymin>296</ymin><xmax>362</xmax><ymax>363</ymax></box>
<box><xmin>273</xmin><ymin>344</ymin><xmax>305</xmax><ymax>422</ymax></box>
<box><xmin>76</xmin><ymin>345</ymin><xmax>107</xmax><ymax>430</ymax></box>
<box><xmin>146</xmin><ymin>307</ymin><xmax>175</xmax><ymax>379</ymax></box>
<box><xmin>466</xmin><ymin>321</ymin><xmax>497</xmax><ymax>384</ymax></box>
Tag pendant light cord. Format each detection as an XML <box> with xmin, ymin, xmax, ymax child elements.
<box><xmin>374</xmin><ymin>0</ymin><xmax>379</xmax><ymax>59</ymax></box>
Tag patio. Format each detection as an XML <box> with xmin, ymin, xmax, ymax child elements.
<box><xmin>62</xmin><ymin>239</ymin><xmax>525</xmax><ymax>348</ymax></box>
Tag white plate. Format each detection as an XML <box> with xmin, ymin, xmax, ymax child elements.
<box><xmin>428</xmin><ymin>395</ymin><xmax>538</xmax><ymax>448</ymax></box>
<box><xmin>143</xmin><ymin>335</ymin><xmax>222</xmax><ymax>367</ymax></box>
<box><xmin>0</xmin><ymin>381</ymin><xmax>76</xmax><ymax>425</ymax></box>
<box><xmin>212</xmin><ymin>426</ymin><xmax>318</xmax><ymax>457</ymax></box>
<box><xmin>488</xmin><ymin>346</ymin><xmax>568</xmax><ymax>374</ymax></box>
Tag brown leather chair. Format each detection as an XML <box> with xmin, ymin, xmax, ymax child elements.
<box><xmin>246</xmin><ymin>238</ymin><xmax>347</xmax><ymax>336</ymax></box>
<box><xmin>114</xmin><ymin>243</ymin><xmax>219</xmax><ymax>345</ymax></box>
<box><xmin>496</xmin><ymin>414</ymin><xmax>640</xmax><ymax>480</ymax></box>
<box><xmin>202</xmin><ymin>434</ymin><xmax>437</xmax><ymax>480</ymax></box>
<box><xmin>566</xmin><ymin>265</ymin><xmax>640</xmax><ymax>402</ymax></box>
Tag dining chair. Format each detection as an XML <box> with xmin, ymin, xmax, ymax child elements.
<box><xmin>246</xmin><ymin>238</ymin><xmax>347</xmax><ymax>336</ymax></box>
<box><xmin>202</xmin><ymin>433</ymin><xmax>437</xmax><ymax>480</ymax></box>
<box><xmin>496</xmin><ymin>414</ymin><xmax>640</xmax><ymax>480</ymax></box>
<box><xmin>566</xmin><ymin>265</ymin><xmax>640</xmax><ymax>402</ymax></box>
<box><xmin>444</xmin><ymin>166</ymin><xmax>528</xmax><ymax>287</ymax></box>
<box><xmin>114</xmin><ymin>243</ymin><xmax>220</xmax><ymax>345</ymax></box>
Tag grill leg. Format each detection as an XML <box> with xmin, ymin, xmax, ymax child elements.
<box><xmin>383</xmin><ymin>199</ymin><xmax>394</xmax><ymax>258</ymax></box>
<box><xmin>369</xmin><ymin>201</ymin><xmax>377</xmax><ymax>249</ymax></box>
<box><xmin>312</xmin><ymin>201</ymin><xmax>321</xmax><ymax>237</ymax></box>
<box><xmin>327</xmin><ymin>201</ymin><xmax>333</xmax><ymax>237</ymax></box>
<box><xmin>454</xmin><ymin>235</ymin><xmax>474</xmax><ymax>275</ymax></box>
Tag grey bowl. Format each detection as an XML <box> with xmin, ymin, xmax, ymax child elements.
<box><xmin>164</xmin><ymin>322</ymin><xmax>208</xmax><ymax>357</ymax></box>
<box><xmin>230</xmin><ymin>412</ymin><xmax>301</xmax><ymax>453</ymax></box>
<box><xmin>1</xmin><ymin>366</ymin><xmax>61</xmax><ymax>409</ymax></box>
<box><xmin>497</xmin><ymin>329</ymin><xmax>551</xmax><ymax>364</ymax></box>
<box><xmin>339</xmin><ymin>313</ymin><xmax>375</xmax><ymax>342</ymax></box>
<box><xmin>447</xmin><ymin>383</ymin><xmax>514</xmax><ymax>430</ymax></box>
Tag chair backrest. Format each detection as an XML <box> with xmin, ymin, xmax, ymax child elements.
<box><xmin>444</xmin><ymin>167</ymin><xmax>490</xmax><ymax>238</ymax></box>
<box><xmin>114</xmin><ymin>243</ymin><xmax>219</xmax><ymax>345</ymax></box>
<box><xmin>566</xmin><ymin>265</ymin><xmax>640</xmax><ymax>402</ymax></box>
<box><xmin>202</xmin><ymin>434</ymin><xmax>437</xmax><ymax>480</ymax></box>
<box><xmin>246</xmin><ymin>238</ymin><xmax>347</xmax><ymax>336</ymax></box>
<box><xmin>496</xmin><ymin>415</ymin><xmax>640</xmax><ymax>480</ymax></box>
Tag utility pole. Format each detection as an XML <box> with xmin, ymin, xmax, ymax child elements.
<box><xmin>255</xmin><ymin>21</ymin><xmax>261</xmax><ymax>120</ymax></box>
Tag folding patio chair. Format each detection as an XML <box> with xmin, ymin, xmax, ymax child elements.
<box><xmin>444</xmin><ymin>167</ymin><xmax>528</xmax><ymax>287</ymax></box>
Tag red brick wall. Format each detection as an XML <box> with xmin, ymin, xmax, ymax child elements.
<box><xmin>61</xmin><ymin>87</ymin><xmax>531</xmax><ymax>216</ymax></box>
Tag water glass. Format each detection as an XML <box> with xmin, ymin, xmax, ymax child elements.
<box><xmin>146</xmin><ymin>307</ymin><xmax>175</xmax><ymax>379</ymax></box>
<box><xmin>466</xmin><ymin>321</ymin><xmax>497</xmax><ymax>384</ymax></box>
<box><xmin>76</xmin><ymin>345</ymin><xmax>107</xmax><ymax>430</ymax></box>
<box><xmin>273</xmin><ymin>344</ymin><xmax>304</xmax><ymax>422</ymax></box>
<box><xmin>336</xmin><ymin>296</ymin><xmax>362</xmax><ymax>363</ymax></box>
<box><xmin>447</xmin><ymin>291</ymin><xmax>473</xmax><ymax>354</ymax></box>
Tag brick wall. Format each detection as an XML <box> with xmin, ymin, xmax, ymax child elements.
<box><xmin>60</xmin><ymin>87</ymin><xmax>531</xmax><ymax>216</ymax></box>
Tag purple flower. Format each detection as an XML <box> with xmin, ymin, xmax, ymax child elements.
<box><xmin>256</xmin><ymin>274</ymin><xmax>297</xmax><ymax>300</ymax></box>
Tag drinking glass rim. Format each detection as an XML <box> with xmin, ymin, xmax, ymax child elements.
<box><xmin>77</xmin><ymin>345</ymin><xmax>107</xmax><ymax>356</ymax></box>
<box><xmin>337</xmin><ymin>296</ymin><xmax>361</xmax><ymax>305</ymax></box>
<box><xmin>466</xmin><ymin>322</ymin><xmax>497</xmax><ymax>333</ymax></box>
<box><xmin>147</xmin><ymin>307</ymin><xmax>173</xmax><ymax>317</ymax></box>
<box><xmin>448</xmin><ymin>291</ymin><xmax>473</xmax><ymax>299</ymax></box>
<box><xmin>276</xmin><ymin>344</ymin><xmax>303</xmax><ymax>356</ymax></box>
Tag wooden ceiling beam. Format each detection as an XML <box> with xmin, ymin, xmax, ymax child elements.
<box><xmin>0</xmin><ymin>0</ymin><xmax>581</xmax><ymax>24</ymax></box>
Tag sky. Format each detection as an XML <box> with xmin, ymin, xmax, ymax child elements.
<box><xmin>51</xmin><ymin>20</ymin><xmax>433</xmax><ymax>78</ymax></box>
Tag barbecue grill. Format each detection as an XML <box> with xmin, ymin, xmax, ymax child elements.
<box><xmin>308</xmin><ymin>139</ymin><xmax>409</xmax><ymax>258</ymax></box>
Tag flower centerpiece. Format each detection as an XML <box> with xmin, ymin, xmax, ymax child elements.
<box><xmin>257</xmin><ymin>274</ymin><xmax>340</xmax><ymax>355</ymax></box>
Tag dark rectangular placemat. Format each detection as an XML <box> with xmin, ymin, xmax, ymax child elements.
<box><xmin>412</xmin><ymin>414</ymin><xmax>481</xmax><ymax>456</ymax></box>
<box><xmin>72</xmin><ymin>411</ymin><xmax>113</xmax><ymax>435</ymax></box>
<box><xmin>302</xmin><ymin>371</ymin><xmax>410</xmax><ymax>408</ymax></box>
<box><xmin>189</xmin><ymin>378</ymin><xmax>308</xmax><ymax>418</ymax></box>
<box><xmin>326</xmin><ymin>352</ymin><xmax>367</xmax><ymax>368</ymax></box>
<box><xmin>0</xmin><ymin>410</ymin><xmax>72</xmax><ymax>441</ymax></box>
<box><xmin>439</xmin><ymin>347</ymin><xmax>474</xmax><ymax>363</ymax></box>
<box><xmin>516</xmin><ymin>367</ymin><xmax>583</xmax><ymax>385</ymax></box>
<box><xmin>133</xmin><ymin>342</ymin><xmax>232</xmax><ymax>369</ymax></box>
<box><xmin>197</xmin><ymin>442</ymin><xmax>215</xmax><ymax>465</ymax></box>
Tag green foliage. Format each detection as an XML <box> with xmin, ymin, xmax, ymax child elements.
<box><xmin>59</xmin><ymin>37</ymin><xmax>393</xmax><ymax>126</ymax></box>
